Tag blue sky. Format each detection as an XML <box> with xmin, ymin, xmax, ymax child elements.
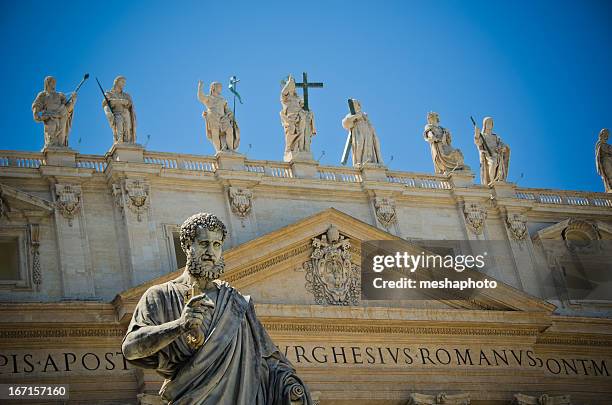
<box><xmin>1</xmin><ymin>0</ymin><xmax>610</xmax><ymax>191</ymax></box>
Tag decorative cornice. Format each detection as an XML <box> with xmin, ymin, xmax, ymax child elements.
<box><xmin>224</xmin><ymin>244</ymin><xmax>311</xmax><ymax>283</ymax></box>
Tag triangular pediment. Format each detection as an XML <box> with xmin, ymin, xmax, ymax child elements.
<box><xmin>115</xmin><ymin>208</ymin><xmax>555</xmax><ymax>320</ymax></box>
<box><xmin>533</xmin><ymin>218</ymin><xmax>612</xmax><ymax>241</ymax></box>
<box><xmin>0</xmin><ymin>183</ymin><xmax>53</xmax><ymax>218</ymax></box>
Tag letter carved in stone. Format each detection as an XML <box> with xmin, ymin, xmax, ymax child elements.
<box><xmin>228</xmin><ymin>187</ymin><xmax>252</xmax><ymax>218</ymax></box>
<box><xmin>304</xmin><ymin>225</ymin><xmax>360</xmax><ymax>306</ymax></box>
<box><xmin>464</xmin><ymin>202</ymin><xmax>487</xmax><ymax>235</ymax></box>
<box><xmin>374</xmin><ymin>197</ymin><xmax>397</xmax><ymax>228</ymax></box>
<box><xmin>506</xmin><ymin>213</ymin><xmax>528</xmax><ymax>240</ymax></box>
<box><xmin>55</xmin><ymin>183</ymin><xmax>81</xmax><ymax>226</ymax></box>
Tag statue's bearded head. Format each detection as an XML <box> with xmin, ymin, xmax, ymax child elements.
<box><xmin>113</xmin><ymin>76</ymin><xmax>127</xmax><ymax>92</ymax></box>
<box><xmin>209</xmin><ymin>82</ymin><xmax>222</xmax><ymax>96</ymax></box>
<box><xmin>482</xmin><ymin>117</ymin><xmax>494</xmax><ymax>134</ymax></box>
<box><xmin>44</xmin><ymin>76</ymin><xmax>56</xmax><ymax>93</ymax></box>
<box><xmin>600</xmin><ymin>128</ymin><xmax>609</xmax><ymax>142</ymax></box>
<box><xmin>352</xmin><ymin>99</ymin><xmax>362</xmax><ymax>113</ymax></box>
<box><xmin>180</xmin><ymin>213</ymin><xmax>228</xmax><ymax>280</ymax></box>
<box><xmin>427</xmin><ymin>111</ymin><xmax>439</xmax><ymax>125</ymax></box>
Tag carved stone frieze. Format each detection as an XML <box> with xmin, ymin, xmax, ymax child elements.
<box><xmin>228</xmin><ymin>186</ymin><xmax>253</xmax><ymax>218</ymax></box>
<box><xmin>304</xmin><ymin>225</ymin><xmax>360</xmax><ymax>306</ymax></box>
<box><xmin>408</xmin><ymin>392</ymin><xmax>470</xmax><ymax>405</ymax></box>
<box><xmin>374</xmin><ymin>196</ymin><xmax>397</xmax><ymax>228</ymax></box>
<box><xmin>514</xmin><ymin>393</ymin><xmax>571</xmax><ymax>405</ymax></box>
<box><xmin>506</xmin><ymin>212</ymin><xmax>528</xmax><ymax>240</ymax></box>
<box><xmin>54</xmin><ymin>183</ymin><xmax>81</xmax><ymax>226</ymax></box>
<box><xmin>463</xmin><ymin>202</ymin><xmax>487</xmax><ymax>235</ymax></box>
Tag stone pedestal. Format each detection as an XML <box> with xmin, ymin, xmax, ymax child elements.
<box><xmin>491</xmin><ymin>181</ymin><xmax>517</xmax><ymax>198</ymax></box>
<box><xmin>42</xmin><ymin>146</ymin><xmax>77</xmax><ymax>167</ymax></box>
<box><xmin>289</xmin><ymin>153</ymin><xmax>318</xmax><ymax>179</ymax></box>
<box><xmin>107</xmin><ymin>143</ymin><xmax>145</xmax><ymax>163</ymax></box>
<box><xmin>360</xmin><ymin>163</ymin><xmax>387</xmax><ymax>181</ymax></box>
<box><xmin>448</xmin><ymin>169</ymin><xmax>475</xmax><ymax>188</ymax></box>
<box><xmin>215</xmin><ymin>151</ymin><xmax>246</xmax><ymax>171</ymax></box>
<box><xmin>285</xmin><ymin>150</ymin><xmax>314</xmax><ymax>163</ymax></box>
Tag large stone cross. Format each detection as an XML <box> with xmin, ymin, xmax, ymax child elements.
<box><xmin>295</xmin><ymin>72</ymin><xmax>323</xmax><ymax>111</ymax></box>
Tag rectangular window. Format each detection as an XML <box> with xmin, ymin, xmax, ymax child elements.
<box><xmin>0</xmin><ymin>237</ymin><xmax>20</xmax><ymax>280</ymax></box>
<box><xmin>173</xmin><ymin>231</ymin><xmax>187</xmax><ymax>269</ymax></box>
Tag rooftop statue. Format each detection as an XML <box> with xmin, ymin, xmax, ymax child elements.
<box><xmin>122</xmin><ymin>213</ymin><xmax>312</xmax><ymax>405</ymax></box>
<box><xmin>423</xmin><ymin>112</ymin><xmax>467</xmax><ymax>174</ymax></box>
<box><xmin>32</xmin><ymin>76</ymin><xmax>78</xmax><ymax>149</ymax></box>
<box><xmin>280</xmin><ymin>74</ymin><xmax>317</xmax><ymax>162</ymax></box>
<box><xmin>198</xmin><ymin>81</ymin><xmax>240</xmax><ymax>153</ymax></box>
<box><xmin>473</xmin><ymin>116</ymin><xmax>510</xmax><ymax>186</ymax></box>
<box><xmin>341</xmin><ymin>99</ymin><xmax>383</xmax><ymax>167</ymax></box>
<box><xmin>596</xmin><ymin>128</ymin><xmax>612</xmax><ymax>193</ymax></box>
<box><xmin>102</xmin><ymin>76</ymin><xmax>137</xmax><ymax>144</ymax></box>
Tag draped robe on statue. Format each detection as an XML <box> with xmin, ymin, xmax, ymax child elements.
<box><xmin>342</xmin><ymin>112</ymin><xmax>383</xmax><ymax>166</ymax></box>
<box><xmin>596</xmin><ymin>139</ymin><xmax>612</xmax><ymax>192</ymax></box>
<box><xmin>125</xmin><ymin>275</ymin><xmax>311</xmax><ymax>405</ymax></box>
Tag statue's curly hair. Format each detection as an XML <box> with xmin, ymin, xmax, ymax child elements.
<box><xmin>179</xmin><ymin>212</ymin><xmax>227</xmax><ymax>253</ymax></box>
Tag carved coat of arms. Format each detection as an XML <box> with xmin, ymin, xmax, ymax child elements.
<box><xmin>112</xmin><ymin>179</ymin><xmax>150</xmax><ymax>221</ymax></box>
<box><xmin>374</xmin><ymin>197</ymin><xmax>397</xmax><ymax>228</ymax></box>
<box><xmin>304</xmin><ymin>225</ymin><xmax>360</xmax><ymax>306</ymax></box>
<box><xmin>464</xmin><ymin>202</ymin><xmax>487</xmax><ymax>235</ymax></box>
<box><xmin>228</xmin><ymin>187</ymin><xmax>252</xmax><ymax>218</ymax></box>
<box><xmin>506</xmin><ymin>213</ymin><xmax>528</xmax><ymax>240</ymax></box>
<box><xmin>55</xmin><ymin>183</ymin><xmax>82</xmax><ymax>226</ymax></box>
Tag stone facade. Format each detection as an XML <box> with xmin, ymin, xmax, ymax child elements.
<box><xmin>1</xmin><ymin>146</ymin><xmax>611</xmax><ymax>404</ymax></box>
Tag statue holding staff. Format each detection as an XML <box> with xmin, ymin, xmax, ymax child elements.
<box><xmin>596</xmin><ymin>128</ymin><xmax>612</xmax><ymax>193</ymax></box>
<box><xmin>341</xmin><ymin>99</ymin><xmax>383</xmax><ymax>167</ymax></box>
<box><xmin>32</xmin><ymin>76</ymin><xmax>82</xmax><ymax>149</ymax></box>
<box><xmin>473</xmin><ymin>116</ymin><xmax>510</xmax><ymax>185</ymax></box>
<box><xmin>197</xmin><ymin>81</ymin><xmax>240</xmax><ymax>153</ymax></box>
<box><xmin>423</xmin><ymin>112</ymin><xmax>467</xmax><ymax>174</ymax></box>
<box><xmin>101</xmin><ymin>76</ymin><xmax>137</xmax><ymax>144</ymax></box>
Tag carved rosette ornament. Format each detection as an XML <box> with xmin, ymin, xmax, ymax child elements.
<box><xmin>29</xmin><ymin>224</ymin><xmax>41</xmax><ymax>290</ymax></box>
<box><xmin>506</xmin><ymin>213</ymin><xmax>528</xmax><ymax>240</ymax></box>
<box><xmin>112</xmin><ymin>179</ymin><xmax>150</xmax><ymax>221</ymax></box>
<box><xmin>374</xmin><ymin>196</ymin><xmax>397</xmax><ymax>228</ymax></box>
<box><xmin>55</xmin><ymin>183</ymin><xmax>82</xmax><ymax>226</ymax></box>
<box><xmin>463</xmin><ymin>202</ymin><xmax>487</xmax><ymax>235</ymax></box>
<box><xmin>513</xmin><ymin>393</ymin><xmax>571</xmax><ymax>405</ymax></box>
<box><xmin>228</xmin><ymin>187</ymin><xmax>252</xmax><ymax>218</ymax></box>
<box><xmin>409</xmin><ymin>392</ymin><xmax>471</xmax><ymax>405</ymax></box>
<box><xmin>304</xmin><ymin>225</ymin><xmax>360</xmax><ymax>306</ymax></box>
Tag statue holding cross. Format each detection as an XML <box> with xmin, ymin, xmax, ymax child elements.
<box><xmin>280</xmin><ymin>72</ymin><xmax>323</xmax><ymax>162</ymax></box>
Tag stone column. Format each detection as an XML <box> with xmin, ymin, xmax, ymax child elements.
<box><xmin>52</xmin><ymin>182</ymin><xmax>96</xmax><ymax>298</ymax></box>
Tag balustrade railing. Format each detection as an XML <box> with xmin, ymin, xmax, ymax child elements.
<box><xmin>317</xmin><ymin>167</ymin><xmax>362</xmax><ymax>182</ymax></box>
<box><xmin>516</xmin><ymin>188</ymin><xmax>612</xmax><ymax>208</ymax></box>
<box><xmin>0</xmin><ymin>151</ymin><xmax>44</xmax><ymax>168</ymax></box>
<box><xmin>386</xmin><ymin>172</ymin><xmax>452</xmax><ymax>190</ymax></box>
<box><xmin>76</xmin><ymin>155</ymin><xmax>107</xmax><ymax>172</ymax></box>
<box><xmin>144</xmin><ymin>152</ymin><xmax>216</xmax><ymax>172</ymax></box>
